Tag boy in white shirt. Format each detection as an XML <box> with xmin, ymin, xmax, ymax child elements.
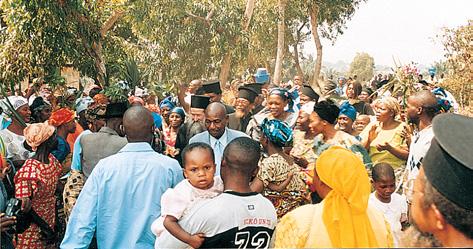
<box><xmin>369</xmin><ymin>163</ymin><xmax>408</xmax><ymax>247</ymax></box>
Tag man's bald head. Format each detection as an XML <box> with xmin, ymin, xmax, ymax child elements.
<box><xmin>222</xmin><ymin>137</ymin><xmax>261</xmax><ymax>178</ymax></box>
<box><xmin>123</xmin><ymin>106</ymin><xmax>154</xmax><ymax>142</ymax></box>
<box><xmin>409</xmin><ymin>90</ymin><xmax>439</xmax><ymax>118</ymax></box>
<box><xmin>205</xmin><ymin>102</ymin><xmax>227</xmax><ymax>119</ymax></box>
<box><xmin>204</xmin><ymin>102</ymin><xmax>228</xmax><ymax>139</ymax></box>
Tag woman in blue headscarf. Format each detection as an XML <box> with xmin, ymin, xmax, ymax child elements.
<box><xmin>250</xmin><ymin>118</ymin><xmax>308</xmax><ymax>219</ymax></box>
<box><xmin>246</xmin><ymin>87</ymin><xmax>298</xmax><ymax>141</ymax></box>
<box><xmin>159</xmin><ymin>96</ymin><xmax>176</xmax><ymax>129</ymax></box>
<box><xmin>163</xmin><ymin>107</ymin><xmax>185</xmax><ymax>158</ymax></box>
<box><xmin>337</xmin><ymin>102</ymin><xmax>359</xmax><ymax>139</ymax></box>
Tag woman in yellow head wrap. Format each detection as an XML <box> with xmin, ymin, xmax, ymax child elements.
<box><xmin>274</xmin><ymin>146</ymin><xmax>393</xmax><ymax>248</ymax></box>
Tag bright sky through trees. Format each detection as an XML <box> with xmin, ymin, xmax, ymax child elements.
<box><xmin>303</xmin><ymin>0</ymin><xmax>472</xmax><ymax>66</ymax></box>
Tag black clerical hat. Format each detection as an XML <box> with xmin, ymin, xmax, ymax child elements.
<box><xmin>102</xmin><ymin>102</ymin><xmax>128</xmax><ymax>118</ymax></box>
<box><xmin>423</xmin><ymin>113</ymin><xmax>473</xmax><ymax>210</ymax></box>
<box><xmin>300</xmin><ymin>84</ymin><xmax>319</xmax><ymax>102</ymax></box>
<box><xmin>190</xmin><ymin>95</ymin><xmax>210</xmax><ymax>109</ymax></box>
<box><xmin>237</xmin><ymin>87</ymin><xmax>258</xmax><ymax>103</ymax></box>
<box><xmin>200</xmin><ymin>80</ymin><xmax>222</xmax><ymax>94</ymax></box>
<box><xmin>244</xmin><ymin>83</ymin><xmax>262</xmax><ymax>95</ymax></box>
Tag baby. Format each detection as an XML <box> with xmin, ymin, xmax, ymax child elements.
<box><xmin>152</xmin><ymin>142</ymin><xmax>223</xmax><ymax>248</ymax></box>
<box><xmin>353</xmin><ymin>114</ymin><xmax>371</xmax><ymax>134</ymax></box>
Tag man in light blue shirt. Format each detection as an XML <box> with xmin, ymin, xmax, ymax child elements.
<box><xmin>61</xmin><ymin>106</ymin><xmax>183</xmax><ymax>249</ymax></box>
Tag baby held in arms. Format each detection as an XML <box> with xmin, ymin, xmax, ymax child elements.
<box><xmin>151</xmin><ymin>143</ymin><xmax>223</xmax><ymax>249</ymax></box>
<box><xmin>152</xmin><ymin>142</ymin><xmax>294</xmax><ymax>249</ymax></box>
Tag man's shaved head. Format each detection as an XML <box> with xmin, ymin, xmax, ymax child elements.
<box><xmin>123</xmin><ymin>106</ymin><xmax>154</xmax><ymax>142</ymax></box>
<box><xmin>412</xmin><ymin>90</ymin><xmax>438</xmax><ymax>107</ymax></box>
<box><xmin>409</xmin><ymin>90</ymin><xmax>439</xmax><ymax>118</ymax></box>
<box><xmin>204</xmin><ymin>102</ymin><xmax>228</xmax><ymax>139</ymax></box>
<box><xmin>205</xmin><ymin>102</ymin><xmax>226</xmax><ymax>119</ymax></box>
<box><xmin>222</xmin><ymin>137</ymin><xmax>261</xmax><ymax>176</ymax></box>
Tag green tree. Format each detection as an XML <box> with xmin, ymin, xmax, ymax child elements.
<box><xmin>349</xmin><ymin>52</ymin><xmax>375</xmax><ymax>82</ymax></box>
<box><xmin>0</xmin><ymin>0</ymin><xmax>129</xmax><ymax>89</ymax></box>
<box><xmin>440</xmin><ymin>20</ymin><xmax>472</xmax><ymax>107</ymax></box>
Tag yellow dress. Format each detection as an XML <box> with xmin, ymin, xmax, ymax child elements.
<box><xmin>274</xmin><ymin>201</ymin><xmax>394</xmax><ymax>248</ymax></box>
<box><xmin>360</xmin><ymin>121</ymin><xmax>407</xmax><ymax>169</ymax></box>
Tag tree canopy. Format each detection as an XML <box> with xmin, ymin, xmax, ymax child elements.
<box><xmin>349</xmin><ymin>52</ymin><xmax>375</xmax><ymax>82</ymax></box>
<box><xmin>0</xmin><ymin>0</ymin><xmax>367</xmax><ymax>93</ymax></box>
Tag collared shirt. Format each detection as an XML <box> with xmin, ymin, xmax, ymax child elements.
<box><xmin>61</xmin><ymin>142</ymin><xmax>184</xmax><ymax>249</ymax></box>
<box><xmin>209</xmin><ymin>129</ymin><xmax>228</xmax><ymax>175</ymax></box>
<box><xmin>70</xmin><ymin>130</ymin><xmax>92</xmax><ymax>171</ymax></box>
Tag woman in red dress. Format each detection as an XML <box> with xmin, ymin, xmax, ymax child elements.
<box><xmin>14</xmin><ymin>122</ymin><xmax>62</xmax><ymax>248</ymax></box>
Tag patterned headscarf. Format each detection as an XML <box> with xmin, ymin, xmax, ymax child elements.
<box><xmin>339</xmin><ymin>102</ymin><xmax>357</xmax><ymax>121</ymax></box>
<box><xmin>93</xmin><ymin>93</ymin><xmax>109</xmax><ymax>105</ymax></box>
<box><xmin>2</xmin><ymin>96</ymin><xmax>28</xmax><ymax>116</ymax></box>
<box><xmin>159</xmin><ymin>96</ymin><xmax>176</xmax><ymax>110</ymax></box>
<box><xmin>23</xmin><ymin>122</ymin><xmax>56</xmax><ymax>151</ymax></box>
<box><xmin>128</xmin><ymin>96</ymin><xmax>144</xmax><ymax>106</ymax></box>
<box><xmin>261</xmin><ymin>118</ymin><xmax>293</xmax><ymax>147</ymax></box>
<box><xmin>48</xmin><ymin>108</ymin><xmax>75</xmax><ymax>127</ymax></box>
<box><xmin>269</xmin><ymin>88</ymin><xmax>296</xmax><ymax>112</ymax></box>
<box><xmin>7</xmin><ymin>96</ymin><xmax>28</xmax><ymax>110</ymax></box>
<box><xmin>171</xmin><ymin>107</ymin><xmax>186</xmax><ymax>120</ymax></box>
<box><xmin>146</xmin><ymin>104</ymin><xmax>160</xmax><ymax>113</ymax></box>
<box><xmin>85</xmin><ymin>104</ymin><xmax>107</xmax><ymax>122</ymax></box>
<box><xmin>300</xmin><ymin>102</ymin><xmax>315</xmax><ymax>115</ymax></box>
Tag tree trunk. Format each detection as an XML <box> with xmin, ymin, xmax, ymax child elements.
<box><xmin>243</xmin><ymin>0</ymin><xmax>256</xmax><ymax>31</ymax></box>
<box><xmin>218</xmin><ymin>0</ymin><xmax>256</xmax><ymax>87</ymax></box>
<box><xmin>219</xmin><ymin>52</ymin><xmax>232</xmax><ymax>88</ymax></box>
<box><xmin>92</xmin><ymin>41</ymin><xmax>107</xmax><ymax>87</ymax></box>
<box><xmin>273</xmin><ymin>0</ymin><xmax>287</xmax><ymax>85</ymax></box>
<box><xmin>293</xmin><ymin>44</ymin><xmax>303</xmax><ymax>78</ymax></box>
<box><xmin>309</xmin><ymin>4</ymin><xmax>322</xmax><ymax>92</ymax></box>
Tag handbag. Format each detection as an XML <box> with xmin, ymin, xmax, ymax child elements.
<box><xmin>62</xmin><ymin>170</ymin><xmax>85</xmax><ymax>222</ymax></box>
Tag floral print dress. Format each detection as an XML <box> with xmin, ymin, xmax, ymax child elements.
<box><xmin>14</xmin><ymin>154</ymin><xmax>62</xmax><ymax>249</ymax></box>
<box><xmin>257</xmin><ymin>154</ymin><xmax>309</xmax><ymax>219</ymax></box>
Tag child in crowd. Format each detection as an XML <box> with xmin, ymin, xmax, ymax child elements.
<box><xmin>153</xmin><ymin>141</ymin><xmax>293</xmax><ymax>248</ymax></box>
<box><xmin>353</xmin><ymin>114</ymin><xmax>371</xmax><ymax>134</ymax></box>
<box><xmin>369</xmin><ymin>163</ymin><xmax>408</xmax><ymax>247</ymax></box>
<box><xmin>152</xmin><ymin>142</ymin><xmax>224</xmax><ymax>248</ymax></box>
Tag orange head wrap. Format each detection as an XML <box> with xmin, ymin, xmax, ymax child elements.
<box><xmin>128</xmin><ymin>96</ymin><xmax>144</xmax><ymax>106</ymax></box>
<box><xmin>48</xmin><ymin>107</ymin><xmax>75</xmax><ymax>127</ymax></box>
<box><xmin>93</xmin><ymin>93</ymin><xmax>109</xmax><ymax>105</ymax></box>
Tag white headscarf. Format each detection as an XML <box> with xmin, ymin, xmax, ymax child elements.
<box><xmin>300</xmin><ymin>101</ymin><xmax>315</xmax><ymax>115</ymax></box>
<box><xmin>7</xmin><ymin>96</ymin><xmax>28</xmax><ymax>110</ymax></box>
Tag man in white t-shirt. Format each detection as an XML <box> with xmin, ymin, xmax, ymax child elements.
<box><xmin>158</xmin><ymin>137</ymin><xmax>277</xmax><ymax>248</ymax></box>
<box><xmin>404</xmin><ymin>90</ymin><xmax>438</xmax><ymax>201</ymax></box>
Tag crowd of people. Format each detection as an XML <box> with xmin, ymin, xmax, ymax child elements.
<box><xmin>0</xmin><ymin>67</ymin><xmax>471</xmax><ymax>249</ymax></box>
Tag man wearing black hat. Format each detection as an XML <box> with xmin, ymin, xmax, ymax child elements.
<box><xmin>245</xmin><ymin>83</ymin><xmax>265</xmax><ymax>115</ymax></box>
<box><xmin>228</xmin><ymin>87</ymin><xmax>258</xmax><ymax>132</ymax></box>
<box><xmin>198</xmin><ymin>80</ymin><xmax>235</xmax><ymax>114</ymax></box>
<box><xmin>79</xmin><ymin>102</ymin><xmax>128</xmax><ymax>178</ymax></box>
<box><xmin>411</xmin><ymin>114</ymin><xmax>473</xmax><ymax>247</ymax></box>
<box><xmin>299</xmin><ymin>84</ymin><xmax>320</xmax><ymax>106</ymax></box>
<box><xmin>174</xmin><ymin>95</ymin><xmax>210</xmax><ymax>165</ymax></box>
